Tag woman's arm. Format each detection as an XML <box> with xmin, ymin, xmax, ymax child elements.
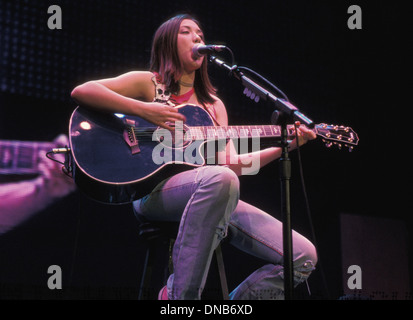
<box><xmin>213</xmin><ymin>98</ymin><xmax>316</xmax><ymax>176</ymax></box>
<box><xmin>71</xmin><ymin>71</ymin><xmax>153</xmax><ymax>112</ymax></box>
<box><xmin>71</xmin><ymin>71</ymin><xmax>186</xmax><ymax>130</ymax></box>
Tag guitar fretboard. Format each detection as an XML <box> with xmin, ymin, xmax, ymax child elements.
<box><xmin>187</xmin><ymin>125</ymin><xmax>296</xmax><ymax>140</ymax></box>
<box><xmin>0</xmin><ymin>140</ymin><xmax>54</xmax><ymax>175</ymax></box>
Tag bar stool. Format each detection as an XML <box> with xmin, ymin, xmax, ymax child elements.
<box><xmin>137</xmin><ymin>219</ymin><xmax>229</xmax><ymax>300</ymax></box>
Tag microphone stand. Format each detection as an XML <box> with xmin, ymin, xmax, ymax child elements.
<box><xmin>210</xmin><ymin>55</ymin><xmax>314</xmax><ymax>300</ymax></box>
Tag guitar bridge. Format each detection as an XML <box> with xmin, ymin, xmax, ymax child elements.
<box><xmin>123</xmin><ymin>121</ymin><xmax>140</xmax><ymax>154</ymax></box>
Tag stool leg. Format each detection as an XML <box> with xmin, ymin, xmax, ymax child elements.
<box><xmin>215</xmin><ymin>244</ymin><xmax>229</xmax><ymax>300</ymax></box>
<box><xmin>161</xmin><ymin>240</ymin><xmax>230</xmax><ymax>300</ymax></box>
<box><xmin>139</xmin><ymin>245</ymin><xmax>154</xmax><ymax>300</ymax></box>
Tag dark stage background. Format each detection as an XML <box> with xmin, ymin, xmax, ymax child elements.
<box><xmin>0</xmin><ymin>0</ymin><xmax>411</xmax><ymax>300</ymax></box>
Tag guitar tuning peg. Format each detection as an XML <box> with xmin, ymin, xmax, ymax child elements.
<box><xmin>325</xmin><ymin>141</ymin><xmax>333</xmax><ymax>148</ymax></box>
<box><xmin>344</xmin><ymin>144</ymin><xmax>354</xmax><ymax>152</ymax></box>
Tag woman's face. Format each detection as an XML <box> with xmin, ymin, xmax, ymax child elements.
<box><xmin>177</xmin><ymin>19</ymin><xmax>205</xmax><ymax>74</ymax></box>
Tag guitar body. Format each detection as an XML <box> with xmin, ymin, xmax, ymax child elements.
<box><xmin>69</xmin><ymin>105</ymin><xmax>213</xmax><ymax>204</ymax></box>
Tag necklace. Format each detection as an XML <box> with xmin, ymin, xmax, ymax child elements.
<box><xmin>179</xmin><ymin>79</ymin><xmax>194</xmax><ymax>87</ymax></box>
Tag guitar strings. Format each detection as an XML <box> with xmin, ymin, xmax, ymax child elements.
<box><xmin>130</xmin><ymin>125</ymin><xmax>294</xmax><ymax>139</ymax></box>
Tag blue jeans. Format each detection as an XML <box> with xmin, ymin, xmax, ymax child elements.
<box><xmin>133</xmin><ymin>166</ymin><xmax>317</xmax><ymax>300</ymax></box>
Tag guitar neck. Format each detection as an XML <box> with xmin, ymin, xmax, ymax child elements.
<box><xmin>188</xmin><ymin>124</ymin><xmax>299</xmax><ymax>140</ymax></box>
<box><xmin>186</xmin><ymin>123</ymin><xmax>358</xmax><ymax>150</ymax></box>
<box><xmin>0</xmin><ymin>140</ymin><xmax>54</xmax><ymax>175</ymax></box>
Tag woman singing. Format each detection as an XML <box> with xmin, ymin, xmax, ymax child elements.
<box><xmin>71</xmin><ymin>13</ymin><xmax>317</xmax><ymax>300</ymax></box>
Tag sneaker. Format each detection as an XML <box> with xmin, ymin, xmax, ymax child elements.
<box><xmin>158</xmin><ymin>285</ymin><xmax>168</xmax><ymax>300</ymax></box>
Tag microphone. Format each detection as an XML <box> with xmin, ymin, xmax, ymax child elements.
<box><xmin>192</xmin><ymin>44</ymin><xmax>226</xmax><ymax>59</ymax></box>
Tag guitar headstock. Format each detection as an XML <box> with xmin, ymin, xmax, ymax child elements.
<box><xmin>315</xmin><ymin>123</ymin><xmax>359</xmax><ymax>151</ymax></box>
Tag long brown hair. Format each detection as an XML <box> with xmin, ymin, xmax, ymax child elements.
<box><xmin>149</xmin><ymin>14</ymin><xmax>216</xmax><ymax>106</ymax></box>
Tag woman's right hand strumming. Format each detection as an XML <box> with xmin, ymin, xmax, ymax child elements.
<box><xmin>139</xmin><ymin>102</ymin><xmax>186</xmax><ymax>131</ymax></box>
